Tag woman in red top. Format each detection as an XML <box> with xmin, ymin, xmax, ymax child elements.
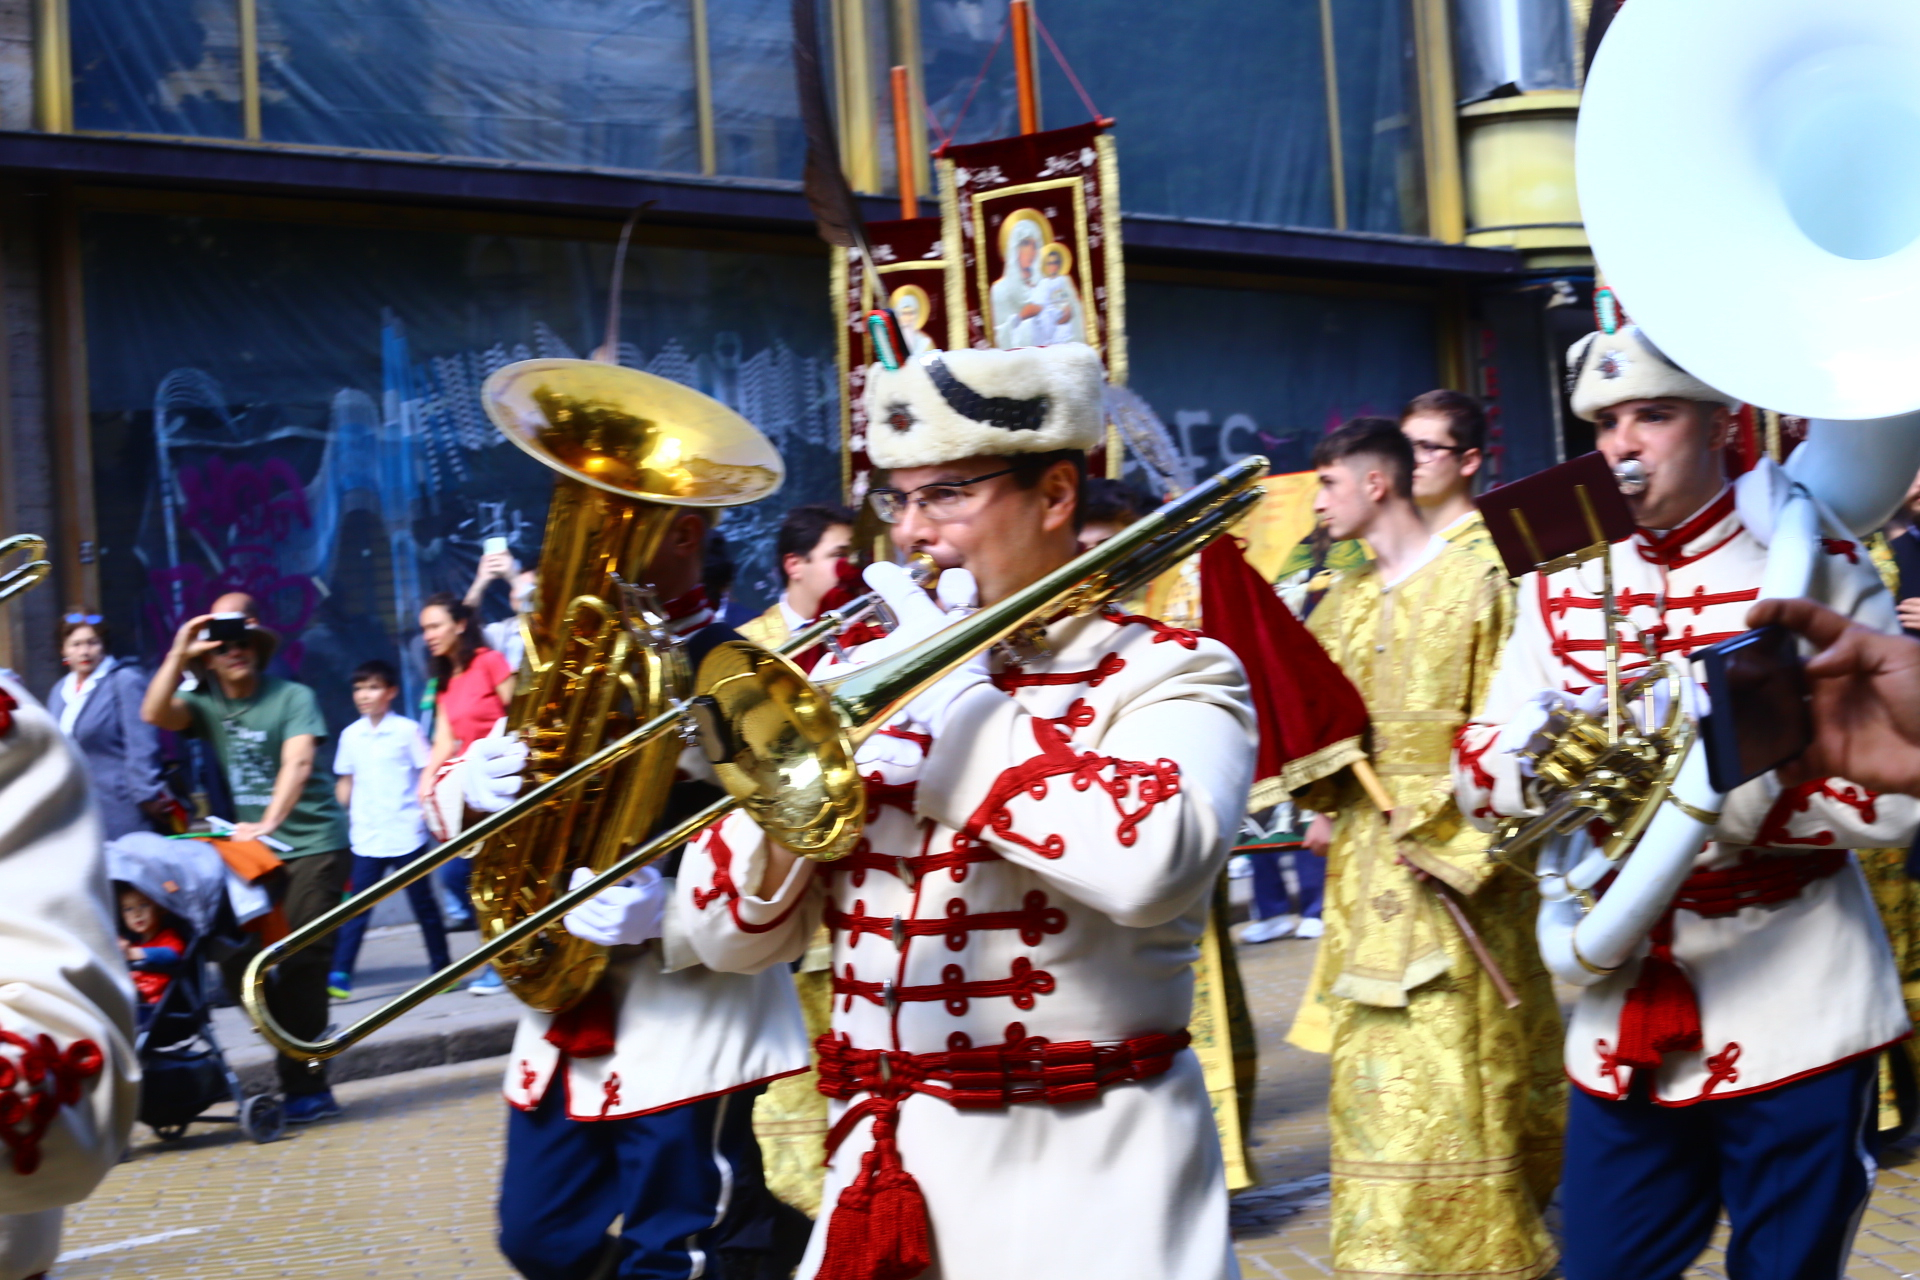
<box><xmin>418</xmin><ymin>593</ymin><xmax>518</xmax><ymax>982</ymax></box>
<box><xmin>418</xmin><ymin>592</ymin><xmax>517</xmax><ymax>812</ymax></box>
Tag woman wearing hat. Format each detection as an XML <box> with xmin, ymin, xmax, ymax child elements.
<box><xmin>141</xmin><ymin>610</ymin><xmax>351</xmax><ymax>1125</ymax></box>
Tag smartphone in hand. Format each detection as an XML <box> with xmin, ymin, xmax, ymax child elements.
<box><xmin>1693</xmin><ymin>625</ymin><xmax>1813</xmax><ymax>794</ymax></box>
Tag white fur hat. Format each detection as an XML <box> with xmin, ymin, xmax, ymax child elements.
<box><xmin>862</xmin><ymin>344</ymin><xmax>1105</xmax><ymax>470</ymax></box>
<box><xmin>1566</xmin><ymin>324</ymin><xmax>1741</xmax><ymax>421</ymax></box>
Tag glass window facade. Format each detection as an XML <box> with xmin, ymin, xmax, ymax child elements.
<box><xmin>64</xmin><ymin>0</ymin><xmax>1426</xmax><ymax>231</ymax></box>
<box><xmin>1124</xmin><ymin>277</ymin><xmax>1440</xmax><ymax>480</ymax></box>
<box><xmin>81</xmin><ymin>211</ymin><xmax>841</xmax><ymax>728</ymax></box>
<box><xmin>256</xmin><ymin>0</ymin><xmax>700</xmax><ymax>170</ymax></box>
<box><xmin>72</xmin><ymin>0</ymin><xmax>247</xmax><ymax>137</ymax></box>
<box><xmin>924</xmin><ymin>0</ymin><xmax>1426</xmax><ymax>234</ymax></box>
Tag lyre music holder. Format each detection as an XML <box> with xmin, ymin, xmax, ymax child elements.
<box><xmin>1477</xmin><ymin>452</ymin><xmax>1638</xmax><ymax>740</ymax></box>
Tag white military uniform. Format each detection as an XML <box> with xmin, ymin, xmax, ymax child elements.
<box><xmin>678</xmin><ymin>606</ymin><xmax>1256</xmax><ymax>1280</ymax></box>
<box><xmin>0</xmin><ymin>673</ymin><xmax>139</xmax><ymax>1280</ymax></box>
<box><xmin>500</xmin><ymin>605</ymin><xmax>812</xmax><ymax>1122</ymax></box>
<box><xmin>1453</xmin><ymin>462</ymin><xmax>1916</xmax><ymax>1102</ymax></box>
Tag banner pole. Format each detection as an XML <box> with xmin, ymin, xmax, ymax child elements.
<box><xmin>1010</xmin><ymin>0</ymin><xmax>1039</xmax><ymax>134</ymax></box>
<box><xmin>891</xmin><ymin>66</ymin><xmax>917</xmax><ymax>217</ymax></box>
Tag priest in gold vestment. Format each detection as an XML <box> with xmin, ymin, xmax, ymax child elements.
<box><xmin>1294</xmin><ymin>419</ymin><xmax>1562</xmax><ymax>1280</ymax></box>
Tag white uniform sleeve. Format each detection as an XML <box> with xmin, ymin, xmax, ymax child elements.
<box><xmin>675</xmin><ymin>810</ymin><xmax>823</xmax><ymax>974</ymax></box>
<box><xmin>0</xmin><ymin>677</ymin><xmax>139</xmax><ymax>1216</ymax></box>
<box><xmin>916</xmin><ymin>639</ymin><xmax>1255</xmax><ymax>929</ymax></box>
<box><xmin>1453</xmin><ymin>569</ymin><xmax>1559</xmax><ymax>828</ymax></box>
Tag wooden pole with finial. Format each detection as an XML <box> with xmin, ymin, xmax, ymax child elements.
<box><xmin>890</xmin><ymin>66</ymin><xmax>916</xmax><ymax>218</ymax></box>
<box><xmin>1010</xmin><ymin>0</ymin><xmax>1039</xmax><ymax>135</ymax></box>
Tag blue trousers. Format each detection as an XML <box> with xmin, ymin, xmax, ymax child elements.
<box><xmin>1248</xmin><ymin>847</ymin><xmax>1324</xmax><ymax>920</ymax></box>
<box><xmin>1562</xmin><ymin>1055</ymin><xmax>1880</xmax><ymax>1280</ymax></box>
<box><xmin>332</xmin><ymin>850</ymin><xmax>451</xmax><ymax>977</ymax></box>
<box><xmin>499</xmin><ymin>1082</ymin><xmax>796</xmax><ymax>1280</ymax></box>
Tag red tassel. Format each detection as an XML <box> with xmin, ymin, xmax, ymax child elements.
<box><xmin>543</xmin><ymin>983</ymin><xmax>618</xmax><ymax>1058</ymax></box>
<box><xmin>815</xmin><ymin>1114</ymin><xmax>931</xmax><ymax>1280</ymax></box>
<box><xmin>1612</xmin><ymin>915</ymin><xmax>1701</xmax><ymax>1071</ymax></box>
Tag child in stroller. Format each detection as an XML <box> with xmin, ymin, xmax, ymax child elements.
<box><xmin>107</xmin><ymin>832</ymin><xmax>285</xmax><ymax>1144</ymax></box>
<box><xmin>117</xmin><ymin>885</ymin><xmax>187</xmax><ymax>1023</ymax></box>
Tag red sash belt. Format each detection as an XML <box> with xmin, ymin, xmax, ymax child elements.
<box><xmin>1612</xmin><ymin>850</ymin><xmax>1849</xmax><ymax>1076</ymax></box>
<box><xmin>810</xmin><ymin>1026</ymin><xmax>1190</xmax><ymax>1280</ymax></box>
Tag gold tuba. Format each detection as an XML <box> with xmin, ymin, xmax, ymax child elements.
<box><xmin>462</xmin><ymin>358</ymin><xmax>782</xmax><ymax>1012</ymax></box>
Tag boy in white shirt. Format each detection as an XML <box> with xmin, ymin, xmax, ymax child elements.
<box><xmin>328</xmin><ymin>659</ymin><xmax>449</xmax><ymax>999</ymax></box>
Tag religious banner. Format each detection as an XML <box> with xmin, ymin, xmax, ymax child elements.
<box><xmin>833</xmin><ymin>216</ymin><xmax>958</xmax><ymax>504</ymax></box>
<box><xmin>936</xmin><ymin>120</ymin><xmax>1126</xmax><ymax>383</ymax></box>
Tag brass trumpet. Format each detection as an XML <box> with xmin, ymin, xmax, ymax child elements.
<box><xmin>0</xmin><ymin>535</ymin><xmax>51</xmax><ymax>603</ymax></box>
<box><xmin>242</xmin><ymin>454</ymin><xmax>1267</xmax><ymax>1064</ymax></box>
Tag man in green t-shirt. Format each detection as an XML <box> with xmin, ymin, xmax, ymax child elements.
<box><xmin>142</xmin><ymin>608</ymin><xmax>350</xmax><ymax>1123</ymax></box>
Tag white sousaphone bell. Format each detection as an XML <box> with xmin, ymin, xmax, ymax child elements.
<box><xmin>1535</xmin><ymin>0</ymin><xmax>1920</xmax><ymax>984</ymax></box>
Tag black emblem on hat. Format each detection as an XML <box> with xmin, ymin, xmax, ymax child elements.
<box><xmin>886</xmin><ymin>403</ymin><xmax>915</xmax><ymax>433</ymax></box>
<box><xmin>926</xmin><ymin>357</ymin><xmax>1048</xmax><ymax>433</ymax></box>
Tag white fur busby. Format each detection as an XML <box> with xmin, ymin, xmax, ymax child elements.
<box><xmin>862</xmin><ymin>343</ymin><xmax>1105</xmax><ymax>470</ymax></box>
<box><xmin>1567</xmin><ymin>324</ymin><xmax>1742</xmax><ymax>421</ymax></box>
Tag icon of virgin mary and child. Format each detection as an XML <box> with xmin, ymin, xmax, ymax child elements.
<box><xmin>988</xmin><ymin>210</ymin><xmax>1087</xmax><ymax>349</ymax></box>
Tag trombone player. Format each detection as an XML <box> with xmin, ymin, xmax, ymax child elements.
<box><xmin>1451</xmin><ymin>327</ymin><xmax>1917</xmax><ymax>1279</ymax></box>
<box><xmin>675</xmin><ymin>344</ymin><xmax>1258</xmax><ymax>1280</ymax></box>
<box><xmin>464</xmin><ymin>506</ymin><xmax>813</xmax><ymax>1277</ymax></box>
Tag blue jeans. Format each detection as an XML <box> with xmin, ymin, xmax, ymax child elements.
<box><xmin>499</xmin><ymin>1084</ymin><xmax>800</xmax><ymax>1279</ymax></box>
<box><xmin>438</xmin><ymin>857</ymin><xmax>476</xmax><ymax>927</ymax></box>
<box><xmin>1248</xmin><ymin>847</ymin><xmax>1324</xmax><ymax>920</ymax></box>
<box><xmin>332</xmin><ymin>848</ymin><xmax>452</xmax><ymax>978</ymax></box>
<box><xmin>1562</xmin><ymin>1055</ymin><xmax>1879</xmax><ymax>1280</ymax></box>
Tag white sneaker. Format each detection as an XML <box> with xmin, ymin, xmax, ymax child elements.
<box><xmin>1239</xmin><ymin>915</ymin><xmax>1298</xmax><ymax>944</ymax></box>
<box><xmin>1293</xmin><ymin>917</ymin><xmax>1325</xmax><ymax>939</ymax></box>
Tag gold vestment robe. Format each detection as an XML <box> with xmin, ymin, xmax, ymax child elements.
<box><xmin>1297</xmin><ymin>545</ymin><xmax>1563</xmax><ymax>1280</ymax></box>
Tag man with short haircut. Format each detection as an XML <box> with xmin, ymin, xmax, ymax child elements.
<box><xmin>141</xmin><ymin>611</ymin><xmax>351</xmax><ymax>1123</ymax></box>
<box><xmin>1452</xmin><ymin>325</ymin><xmax>1918</xmax><ymax>1279</ymax></box>
<box><xmin>678</xmin><ymin>343</ymin><xmax>1256</xmax><ymax>1279</ymax></box>
<box><xmin>1401</xmin><ymin>388</ymin><xmax>1500</xmax><ymax>563</ymax></box>
<box><xmin>1297</xmin><ymin>416</ymin><xmax>1563</xmax><ymax>1280</ymax></box>
<box><xmin>738</xmin><ymin>503</ymin><xmax>855</xmax><ymax>652</ymax></box>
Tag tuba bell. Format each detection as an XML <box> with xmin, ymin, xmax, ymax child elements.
<box><xmin>1515</xmin><ymin>0</ymin><xmax>1920</xmax><ymax>985</ymax></box>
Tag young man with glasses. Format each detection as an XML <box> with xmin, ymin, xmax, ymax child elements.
<box><xmin>1401</xmin><ymin>389</ymin><xmax>1500</xmax><ymax>565</ymax></box>
<box><xmin>677</xmin><ymin>343</ymin><xmax>1257</xmax><ymax>1280</ymax></box>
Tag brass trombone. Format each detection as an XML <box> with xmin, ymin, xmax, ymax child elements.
<box><xmin>242</xmin><ymin>455</ymin><xmax>1267</xmax><ymax>1065</ymax></box>
<box><xmin>0</xmin><ymin>535</ymin><xmax>51</xmax><ymax>603</ymax></box>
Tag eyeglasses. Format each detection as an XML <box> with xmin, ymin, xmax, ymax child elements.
<box><xmin>63</xmin><ymin>612</ymin><xmax>103</xmax><ymax>626</ymax></box>
<box><xmin>866</xmin><ymin>467</ymin><xmax>1016</xmax><ymax>525</ymax></box>
<box><xmin>1408</xmin><ymin>439</ymin><xmax>1471</xmax><ymax>459</ymax></box>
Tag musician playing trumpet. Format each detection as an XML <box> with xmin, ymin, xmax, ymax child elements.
<box><xmin>1452</xmin><ymin>325</ymin><xmax>1917</xmax><ymax>1280</ymax></box>
<box><xmin>677</xmin><ymin>343</ymin><xmax>1258</xmax><ymax>1280</ymax></box>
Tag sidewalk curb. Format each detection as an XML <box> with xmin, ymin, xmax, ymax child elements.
<box><xmin>227</xmin><ymin>1016</ymin><xmax>517</xmax><ymax>1096</ymax></box>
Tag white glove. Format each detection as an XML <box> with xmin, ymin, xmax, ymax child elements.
<box><xmin>844</xmin><ymin>562</ymin><xmax>978</xmax><ymax>666</ymax></box>
<box><xmin>934</xmin><ymin>567</ymin><xmax>979</xmax><ymax>613</ymax></box>
<box><xmin>561</xmin><ymin>865</ymin><xmax>667</xmax><ymax>947</ymax></box>
<box><xmin>462</xmin><ymin>735</ymin><xmax>530</xmax><ymax>813</ymax></box>
<box><xmin>854</xmin><ymin>714</ymin><xmax>931</xmax><ymax>771</ymax></box>
<box><xmin>864</xmin><ymin>562</ymin><xmax>997</xmax><ymax>737</ymax></box>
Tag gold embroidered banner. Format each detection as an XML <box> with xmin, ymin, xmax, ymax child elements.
<box><xmin>833</xmin><ymin>216</ymin><xmax>959</xmax><ymax>504</ymax></box>
<box><xmin>936</xmin><ymin>120</ymin><xmax>1126</xmax><ymax>383</ymax></box>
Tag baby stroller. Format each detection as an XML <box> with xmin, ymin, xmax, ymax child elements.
<box><xmin>108</xmin><ymin>832</ymin><xmax>286</xmax><ymax>1144</ymax></box>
